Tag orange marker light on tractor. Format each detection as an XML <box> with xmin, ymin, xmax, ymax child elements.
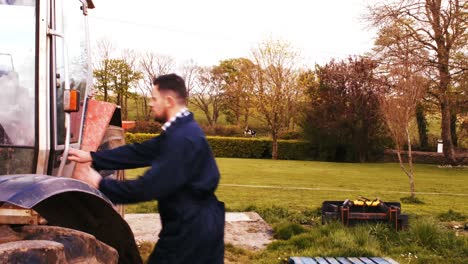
<box><xmin>64</xmin><ymin>89</ymin><xmax>80</xmax><ymax>112</ymax></box>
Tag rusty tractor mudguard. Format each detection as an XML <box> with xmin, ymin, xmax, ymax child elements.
<box><xmin>0</xmin><ymin>174</ymin><xmax>142</xmax><ymax>264</ymax></box>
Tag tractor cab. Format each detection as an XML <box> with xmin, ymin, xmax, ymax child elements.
<box><xmin>0</xmin><ymin>0</ymin><xmax>92</xmax><ymax>177</ymax></box>
<box><xmin>0</xmin><ymin>1</ymin><xmax>141</xmax><ymax>263</ymax></box>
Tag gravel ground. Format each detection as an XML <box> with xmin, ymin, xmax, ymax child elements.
<box><xmin>125</xmin><ymin>212</ymin><xmax>273</xmax><ymax>251</ymax></box>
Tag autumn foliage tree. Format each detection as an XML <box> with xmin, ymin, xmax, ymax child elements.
<box><xmin>213</xmin><ymin>58</ymin><xmax>256</xmax><ymax>126</ymax></box>
<box><xmin>93</xmin><ymin>59</ymin><xmax>142</xmax><ymax>119</ymax></box>
<box><xmin>139</xmin><ymin>52</ymin><xmax>175</xmax><ymax>120</ymax></box>
<box><xmin>191</xmin><ymin>66</ymin><xmax>225</xmax><ymax>127</ymax></box>
<box><xmin>367</xmin><ymin>0</ymin><xmax>467</xmax><ymax>164</ymax></box>
<box><xmin>92</xmin><ymin>38</ymin><xmax>114</xmax><ymax>101</ymax></box>
<box><xmin>379</xmin><ymin>69</ymin><xmax>428</xmax><ymax>198</ymax></box>
<box><xmin>251</xmin><ymin>39</ymin><xmax>304</xmax><ymax>160</ymax></box>
<box><xmin>303</xmin><ymin>57</ymin><xmax>388</xmax><ymax>162</ymax></box>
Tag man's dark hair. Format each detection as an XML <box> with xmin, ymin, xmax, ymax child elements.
<box><xmin>153</xmin><ymin>73</ymin><xmax>187</xmax><ymax>100</ymax></box>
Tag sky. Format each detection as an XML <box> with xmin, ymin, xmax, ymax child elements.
<box><xmin>88</xmin><ymin>0</ymin><xmax>377</xmax><ymax>68</ymax></box>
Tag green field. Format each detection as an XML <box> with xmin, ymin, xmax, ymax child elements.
<box><xmin>126</xmin><ymin>159</ymin><xmax>467</xmax><ymax>264</ymax></box>
<box><xmin>126</xmin><ymin>159</ymin><xmax>468</xmax><ymax>215</ymax></box>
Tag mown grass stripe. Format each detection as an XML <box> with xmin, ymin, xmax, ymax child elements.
<box><xmin>220</xmin><ymin>184</ymin><xmax>468</xmax><ymax>196</ymax></box>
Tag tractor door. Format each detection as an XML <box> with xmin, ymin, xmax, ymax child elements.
<box><xmin>0</xmin><ymin>0</ymin><xmax>37</xmax><ymax>175</ymax></box>
<box><xmin>49</xmin><ymin>0</ymin><xmax>93</xmax><ymax>177</ymax></box>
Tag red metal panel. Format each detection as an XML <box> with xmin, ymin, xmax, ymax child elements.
<box><xmin>81</xmin><ymin>99</ymin><xmax>116</xmax><ymax>152</ymax></box>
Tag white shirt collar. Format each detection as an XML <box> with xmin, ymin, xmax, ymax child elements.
<box><xmin>161</xmin><ymin>107</ymin><xmax>190</xmax><ymax>131</ymax></box>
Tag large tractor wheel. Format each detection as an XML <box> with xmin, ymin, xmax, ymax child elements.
<box><xmin>0</xmin><ymin>225</ymin><xmax>118</xmax><ymax>264</ymax></box>
<box><xmin>0</xmin><ymin>175</ymin><xmax>142</xmax><ymax>264</ymax></box>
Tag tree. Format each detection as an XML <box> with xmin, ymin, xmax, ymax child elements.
<box><xmin>213</xmin><ymin>58</ymin><xmax>256</xmax><ymax>126</ymax></box>
<box><xmin>111</xmin><ymin>59</ymin><xmax>142</xmax><ymax>120</ymax></box>
<box><xmin>121</xmin><ymin>49</ymin><xmax>140</xmax><ymax>120</ymax></box>
<box><xmin>94</xmin><ymin>59</ymin><xmax>142</xmax><ymax>119</ymax></box>
<box><xmin>372</xmin><ymin>22</ymin><xmax>432</xmax><ymax>150</ymax></box>
<box><xmin>180</xmin><ymin>59</ymin><xmax>199</xmax><ymax>99</ymax></box>
<box><xmin>191</xmin><ymin>66</ymin><xmax>225</xmax><ymax>127</ymax></box>
<box><xmin>367</xmin><ymin>0</ymin><xmax>468</xmax><ymax>164</ymax></box>
<box><xmin>416</xmin><ymin>103</ymin><xmax>430</xmax><ymax>149</ymax></box>
<box><xmin>302</xmin><ymin>57</ymin><xmax>387</xmax><ymax>162</ymax></box>
<box><xmin>378</xmin><ymin>67</ymin><xmax>428</xmax><ymax>198</ymax></box>
<box><xmin>92</xmin><ymin>39</ymin><xmax>114</xmax><ymax>102</ymax></box>
<box><xmin>139</xmin><ymin>52</ymin><xmax>175</xmax><ymax>120</ymax></box>
<box><xmin>450</xmin><ymin>53</ymin><xmax>468</xmax><ymax>147</ymax></box>
<box><xmin>251</xmin><ymin>39</ymin><xmax>303</xmax><ymax>160</ymax></box>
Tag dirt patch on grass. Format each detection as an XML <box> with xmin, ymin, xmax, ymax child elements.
<box><xmin>125</xmin><ymin>212</ymin><xmax>273</xmax><ymax>251</ymax></box>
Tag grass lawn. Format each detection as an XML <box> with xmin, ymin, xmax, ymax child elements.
<box><xmin>126</xmin><ymin>159</ymin><xmax>468</xmax><ymax>215</ymax></box>
<box><xmin>125</xmin><ymin>159</ymin><xmax>468</xmax><ymax>263</ymax></box>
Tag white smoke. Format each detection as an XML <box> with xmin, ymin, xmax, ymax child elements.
<box><xmin>0</xmin><ymin>0</ymin><xmax>35</xmax><ymax>6</ymax></box>
<box><xmin>0</xmin><ymin>2</ymin><xmax>35</xmax><ymax>146</ymax></box>
<box><xmin>0</xmin><ymin>71</ymin><xmax>34</xmax><ymax>146</ymax></box>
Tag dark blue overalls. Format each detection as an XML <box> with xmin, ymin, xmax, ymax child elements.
<box><xmin>91</xmin><ymin>113</ymin><xmax>225</xmax><ymax>264</ymax></box>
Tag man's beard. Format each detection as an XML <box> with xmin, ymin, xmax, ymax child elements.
<box><xmin>153</xmin><ymin>110</ymin><xmax>169</xmax><ymax>124</ymax></box>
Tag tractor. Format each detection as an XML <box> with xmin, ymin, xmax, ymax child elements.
<box><xmin>0</xmin><ymin>0</ymin><xmax>141</xmax><ymax>263</ymax></box>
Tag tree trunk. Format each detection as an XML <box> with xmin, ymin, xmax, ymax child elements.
<box><xmin>272</xmin><ymin>131</ymin><xmax>278</xmax><ymax>160</ymax></box>
<box><xmin>135</xmin><ymin>97</ymin><xmax>140</xmax><ymax>120</ymax></box>
<box><xmin>124</xmin><ymin>96</ymin><xmax>128</xmax><ymax>120</ymax></box>
<box><xmin>440</xmin><ymin>97</ymin><xmax>457</xmax><ymax>164</ymax></box>
<box><xmin>409</xmin><ymin>169</ymin><xmax>416</xmax><ymax>198</ymax></box>
<box><xmin>116</xmin><ymin>93</ymin><xmax>121</xmax><ymax>106</ymax></box>
<box><xmin>416</xmin><ymin>104</ymin><xmax>429</xmax><ymax>149</ymax></box>
<box><xmin>359</xmin><ymin>124</ymin><xmax>369</xmax><ymax>163</ymax></box>
<box><xmin>406</xmin><ymin>127</ymin><xmax>415</xmax><ymax>198</ymax></box>
<box><xmin>435</xmin><ymin>25</ymin><xmax>457</xmax><ymax>164</ymax></box>
<box><xmin>213</xmin><ymin>104</ymin><xmax>219</xmax><ymax>125</ymax></box>
<box><xmin>104</xmin><ymin>86</ymin><xmax>108</xmax><ymax>102</ymax></box>
<box><xmin>103</xmin><ymin>63</ymin><xmax>108</xmax><ymax>102</ymax></box>
<box><xmin>243</xmin><ymin>108</ymin><xmax>249</xmax><ymax>127</ymax></box>
<box><xmin>451</xmin><ymin>112</ymin><xmax>458</xmax><ymax>147</ymax></box>
<box><xmin>142</xmin><ymin>98</ymin><xmax>148</xmax><ymax>120</ymax></box>
<box><xmin>235</xmin><ymin>97</ymin><xmax>241</xmax><ymax>124</ymax></box>
<box><xmin>203</xmin><ymin>106</ymin><xmax>213</xmax><ymax>127</ymax></box>
<box><xmin>395</xmin><ymin>148</ymin><xmax>415</xmax><ymax>198</ymax></box>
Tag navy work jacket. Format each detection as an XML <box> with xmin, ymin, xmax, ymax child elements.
<box><xmin>91</xmin><ymin>113</ymin><xmax>225</xmax><ymax>264</ymax></box>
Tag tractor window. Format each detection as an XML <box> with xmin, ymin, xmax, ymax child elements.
<box><xmin>55</xmin><ymin>0</ymin><xmax>90</xmax><ymax>145</ymax></box>
<box><xmin>0</xmin><ymin>0</ymin><xmax>36</xmax><ymax>174</ymax></box>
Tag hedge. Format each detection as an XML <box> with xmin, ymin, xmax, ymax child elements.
<box><xmin>125</xmin><ymin>133</ymin><xmax>315</xmax><ymax>160</ymax></box>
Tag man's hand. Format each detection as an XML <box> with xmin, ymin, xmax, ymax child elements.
<box><xmin>72</xmin><ymin>163</ymin><xmax>102</xmax><ymax>189</ymax></box>
<box><xmin>68</xmin><ymin>148</ymin><xmax>92</xmax><ymax>163</ymax></box>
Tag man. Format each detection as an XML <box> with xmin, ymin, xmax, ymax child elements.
<box><xmin>68</xmin><ymin>73</ymin><xmax>225</xmax><ymax>264</ymax></box>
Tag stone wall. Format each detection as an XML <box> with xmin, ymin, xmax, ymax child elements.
<box><xmin>383</xmin><ymin>150</ymin><xmax>468</xmax><ymax>165</ymax></box>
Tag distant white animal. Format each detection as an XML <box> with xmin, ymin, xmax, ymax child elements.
<box><xmin>244</xmin><ymin>127</ymin><xmax>256</xmax><ymax>137</ymax></box>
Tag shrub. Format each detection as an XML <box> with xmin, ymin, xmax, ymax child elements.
<box><xmin>245</xmin><ymin>205</ymin><xmax>320</xmax><ymax>226</ymax></box>
<box><xmin>273</xmin><ymin>222</ymin><xmax>307</xmax><ymax>240</ymax></box>
<box><xmin>126</xmin><ymin>121</ymin><xmax>162</xmax><ymax>134</ymax></box>
<box><xmin>400</xmin><ymin>196</ymin><xmax>425</xmax><ymax>204</ymax></box>
<box><xmin>275</xmin><ymin>140</ymin><xmax>315</xmax><ymax>160</ymax></box>
<box><xmin>207</xmin><ymin>136</ymin><xmax>271</xmax><ymax>159</ymax></box>
<box><xmin>125</xmin><ymin>133</ymin><xmax>156</xmax><ymax>145</ymax></box>
<box><xmin>438</xmin><ymin>210</ymin><xmax>466</xmax><ymax>222</ymax></box>
<box><xmin>409</xmin><ymin>218</ymin><xmax>443</xmax><ymax>248</ymax></box>
<box><xmin>278</xmin><ymin>131</ymin><xmax>303</xmax><ymax>140</ymax></box>
<box><xmin>245</xmin><ymin>205</ymin><xmax>290</xmax><ymax>224</ymax></box>
<box><xmin>200</xmin><ymin>124</ymin><xmax>243</xmax><ymax>137</ymax></box>
<box><xmin>125</xmin><ymin>133</ymin><xmax>316</xmax><ymax>160</ymax></box>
